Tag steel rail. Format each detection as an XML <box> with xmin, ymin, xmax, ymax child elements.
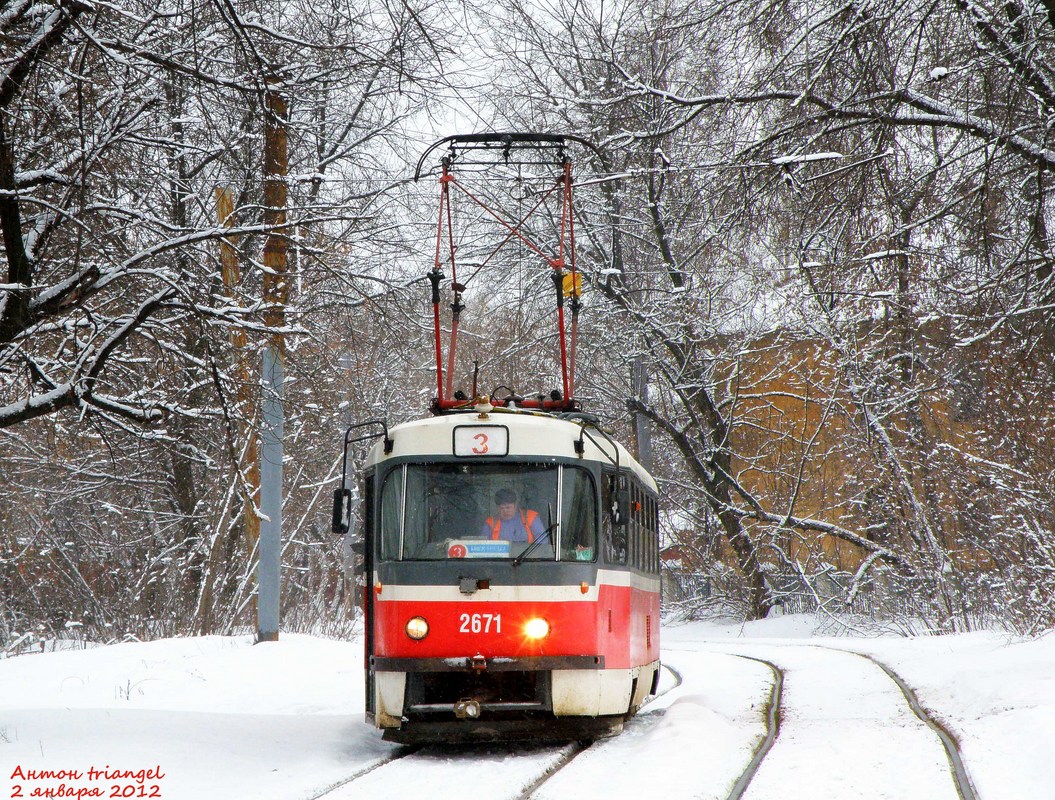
<box><xmin>306</xmin><ymin>746</ymin><xmax>421</xmax><ymax>800</ymax></box>
<box><xmin>519</xmin><ymin>662</ymin><xmax>682</xmax><ymax>798</ymax></box>
<box><xmin>725</xmin><ymin>655</ymin><xmax>784</xmax><ymax>800</ymax></box>
<box><xmin>852</xmin><ymin>651</ymin><xmax>979</xmax><ymax>800</ymax></box>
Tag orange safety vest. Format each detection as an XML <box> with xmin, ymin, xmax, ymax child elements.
<box><xmin>487</xmin><ymin>509</ymin><xmax>539</xmax><ymax>542</ymax></box>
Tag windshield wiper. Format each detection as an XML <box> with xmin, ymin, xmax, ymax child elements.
<box><xmin>512</xmin><ymin>521</ymin><xmax>558</xmax><ymax>566</ymax></box>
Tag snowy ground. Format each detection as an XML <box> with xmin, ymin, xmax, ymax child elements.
<box><xmin>1</xmin><ymin>615</ymin><xmax>1052</xmax><ymax>799</ymax></box>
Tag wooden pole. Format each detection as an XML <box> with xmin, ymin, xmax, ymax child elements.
<box><xmin>215</xmin><ymin>187</ymin><xmax>261</xmax><ymax>558</ymax></box>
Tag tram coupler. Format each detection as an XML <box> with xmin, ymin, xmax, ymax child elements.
<box><xmin>454</xmin><ymin>699</ymin><xmax>482</xmax><ymax>719</ymax></box>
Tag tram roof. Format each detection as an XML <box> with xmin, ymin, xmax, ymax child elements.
<box><xmin>364</xmin><ymin>409</ymin><xmax>656</xmax><ymax>491</ymax></box>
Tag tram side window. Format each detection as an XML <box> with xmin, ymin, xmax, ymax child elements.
<box><xmin>560</xmin><ymin>467</ymin><xmax>597</xmax><ymax>561</ymax></box>
<box><xmin>379</xmin><ymin>466</ymin><xmax>404</xmax><ymax>560</ymax></box>
<box><xmin>644</xmin><ymin>494</ymin><xmax>652</xmax><ymax>572</ymax></box>
<box><xmin>642</xmin><ymin>489</ymin><xmax>651</xmax><ymax>570</ymax></box>
<box><xmin>626</xmin><ymin>483</ymin><xmax>635</xmax><ymax>569</ymax></box>
<box><xmin>638</xmin><ymin>489</ymin><xmax>647</xmax><ymax>572</ymax></box>
<box><xmin>650</xmin><ymin>495</ymin><xmax>659</xmax><ymax>572</ymax></box>
<box><xmin>402</xmin><ymin>466</ymin><xmax>431</xmax><ymax>557</ymax></box>
<box><xmin>621</xmin><ymin>481</ymin><xmax>659</xmax><ymax>573</ymax></box>
<box><xmin>624</xmin><ymin>481</ymin><xmax>634</xmax><ymax>570</ymax></box>
<box><xmin>603</xmin><ymin>473</ymin><xmax>627</xmax><ymax>565</ymax></box>
<box><xmin>633</xmin><ymin>483</ymin><xmax>644</xmax><ymax>570</ymax></box>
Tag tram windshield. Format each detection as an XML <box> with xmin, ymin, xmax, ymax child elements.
<box><xmin>378</xmin><ymin>463</ymin><xmax>597</xmax><ymax>561</ymax></box>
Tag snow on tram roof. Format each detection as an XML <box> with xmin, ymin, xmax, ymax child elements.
<box><xmin>364</xmin><ymin>409</ymin><xmax>656</xmax><ymax>490</ymax></box>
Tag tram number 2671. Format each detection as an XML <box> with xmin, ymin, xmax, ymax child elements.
<box><xmin>459</xmin><ymin>613</ymin><xmax>501</xmax><ymax>633</ymax></box>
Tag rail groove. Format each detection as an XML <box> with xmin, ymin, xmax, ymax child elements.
<box><xmin>521</xmin><ymin>661</ymin><xmax>684</xmax><ymax>798</ymax></box>
<box><xmin>725</xmin><ymin>655</ymin><xmax>784</xmax><ymax>800</ymax></box>
<box><xmin>853</xmin><ymin>651</ymin><xmax>978</xmax><ymax>800</ymax></box>
<box><xmin>516</xmin><ymin>741</ymin><xmax>592</xmax><ymax>800</ymax></box>
<box><xmin>306</xmin><ymin>746</ymin><xmax>420</xmax><ymax>800</ymax></box>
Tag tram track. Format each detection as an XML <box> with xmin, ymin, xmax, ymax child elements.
<box><xmin>519</xmin><ymin>661</ymin><xmax>684</xmax><ymax>798</ymax></box>
<box><xmin>308</xmin><ymin>650</ymin><xmax>979</xmax><ymax>800</ymax></box>
<box><xmin>846</xmin><ymin>649</ymin><xmax>978</xmax><ymax>800</ymax></box>
<box><xmin>314</xmin><ymin>740</ymin><xmax>585</xmax><ymax>800</ymax></box>
<box><xmin>308</xmin><ymin>650</ymin><xmax>970</xmax><ymax>800</ymax></box>
<box><xmin>715</xmin><ymin>642</ymin><xmax>974</xmax><ymax>800</ymax></box>
<box><xmin>515</xmin><ymin>741</ymin><xmax>593</xmax><ymax>800</ymax></box>
<box><xmin>724</xmin><ymin>655</ymin><xmax>783</xmax><ymax>800</ymax></box>
<box><xmin>310</xmin><ymin>666</ymin><xmax>682</xmax><ymax>800</ymax></box>
<box><xmin>311</xmin><ymin>648</ymin><xmax>975</xmax><ymax>800</ymax></box>
<box><xmin>305</xmin><ymin>746</ymin><xmax>421</xmax><ymax>800</ymax></box>
<box><xmin>521</xmin><ymin>656</ymin><xmax>781</xmax><ymax>800</ymax></box>
<box><xmin>312</xmin><ymin>662</ymin><xmax>687</xmax><ymax>800</ymax></box>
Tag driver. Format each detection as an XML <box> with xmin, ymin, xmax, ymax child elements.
<box><xmin>481</xmin><ymin>488</ymin><xmax>546</xmax><ymax>542</ymax></box>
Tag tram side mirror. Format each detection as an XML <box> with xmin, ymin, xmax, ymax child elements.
<box><xmin>332</xmin><ymin>488</ymin><xmax>353</xmax><ymax>535</ymax></box>
<box><xmin>611</xmin><ymin>487</ymin><xmax>631</xmax><ymax>527</ymax></box>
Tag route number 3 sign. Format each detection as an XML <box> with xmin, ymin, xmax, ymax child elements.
<box><xmin>453</xmin><ymin>425</ymin><xmax>509</xmax><ymax>457</ymax></box>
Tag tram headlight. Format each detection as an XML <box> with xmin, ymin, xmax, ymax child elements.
<box><xmin>405</xmin><ymin>616</ymin><xmax>429</xmax><ymax>640</ymax></box>
<box><xmin>524</xmin><ymin>617</ymin><xmax>550</xmax><ymax>640</ymax></box>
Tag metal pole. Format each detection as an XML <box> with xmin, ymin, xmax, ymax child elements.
<box><xmin>257</xmin><ymin>344</ymin><xmax>283</xmax><ymax>642</ymax></box>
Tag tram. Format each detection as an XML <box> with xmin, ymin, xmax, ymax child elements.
<box><xmin>332</xmin><ymin>134</ymin><xmax>661</xmax><ymax>743</ymax></box>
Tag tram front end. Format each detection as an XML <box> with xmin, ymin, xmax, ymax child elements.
<box><xmin>336</xmin><ymin>412</ymin><xmax>661</xmax><ymax>743</ymax></box>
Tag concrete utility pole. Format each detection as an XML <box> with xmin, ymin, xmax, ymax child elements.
<box><xmin>257</xmin><ymin>80</ymin><xmax>288</xmax><ymax>643</ymax></box>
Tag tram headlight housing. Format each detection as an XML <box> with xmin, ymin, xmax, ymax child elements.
<box><xmin>524</xmin><ymin>617</ymin><xmax>550</xmax><ymax>640</ymax></box>
<box><xmin>405</xmin><ymin>616</ymin><xmax>429</xmax><ymax>640</ymax></box>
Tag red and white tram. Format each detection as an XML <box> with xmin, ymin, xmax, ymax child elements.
<box><xmin>335</xmin><ymin>406</ymin><xmax>661</xmax><ymax>742</ymax></box>
<box><xmin>332</xmin><ymin>133</ymin><xmax>661</xmax><ymax>742</ymax></box>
